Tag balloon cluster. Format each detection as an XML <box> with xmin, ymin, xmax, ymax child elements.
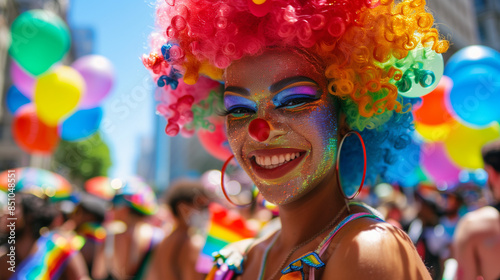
<box><xmin>7</xmin><ymin>10</ymin><xmax>114</xmax><ymax>154</ymax></box>
<box><xmin>413</xmin><ymin>45</ymin><xmax>500</xmax><ymax>187</ymax></box>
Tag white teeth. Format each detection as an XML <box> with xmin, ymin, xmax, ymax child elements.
<box><xmin>254</xmin><ymin>152</ymin><xmax>302</xmax><ymax>169</ymax></box>
<box><xmin>271</xmin><ymin>155</ymin><xmax>279</xmax><ymax>165</ymax></box>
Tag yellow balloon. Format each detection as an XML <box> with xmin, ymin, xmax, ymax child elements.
<box><xmin>415</xmin><ymin>120</ymin><xmax>457</xmax><ymax>142</ymax></box>
<box><xmin>444</xmin><ymin>122</ymin><xmax>500</xmax><ymax>169</ymax></box>
<box><xmin>35</xmin><ymin>66</ymin><xmax>85</xmax><ymax>125</ymax></box>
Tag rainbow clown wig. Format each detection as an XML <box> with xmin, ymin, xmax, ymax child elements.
<box><xmin>144</xmin><ymin>0</ymin><xmax>448</xmax><ymax>186</ymax></box>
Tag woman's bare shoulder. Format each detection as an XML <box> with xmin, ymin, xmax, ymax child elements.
<box><xmin>323</xmin><ymin>218</ymin><xmax>430</xmax><ymax>280</ymax></box>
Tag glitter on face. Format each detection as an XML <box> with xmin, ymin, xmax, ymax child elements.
<box><xmin>224</xmin><ymin>50</ymin><xmax>340</xmax><ymax>205</ymax></box>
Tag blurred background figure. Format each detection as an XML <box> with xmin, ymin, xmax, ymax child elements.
<box><xmin>93</xmin><ymin>177</ymin><xmax>163</xmax><ymax>280</ymax></box>
<box><xmin>64</xmin><ymin>192</ymin><xmax>108</xmax><ymax>277</ymax></box>
<box><xmin>146</xmin><ymin>179</ymin><xmax>211</xmax><ymax>280</ymax></box>
<box><xmin>407</xmin><ymin>186</ymin><xmax>446</xmax><ymax>280</ymax></box>
<box><xmin>453</xmin><ymin>139</ymin><xmax>500</xmax><ymax>280</ymax></box>
<box><xmin>375</xmin><ymin>183</ymin><xmax>408</xmax><ymax>230</ymax></box>
<box><xmin>0</xmin><ymin>193</ymin><xmax>89</xmax><ymax>280</ymax></box>
<box><xmin>438</xmin><ymin>191</ymin><xmax>464</xmax><ymax>259</ymax></box>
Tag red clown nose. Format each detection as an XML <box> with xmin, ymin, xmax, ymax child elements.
<box><xmin>248</xmin><ymin>118</ymin><xmax>270</xmax><ymax>142</ymax></box>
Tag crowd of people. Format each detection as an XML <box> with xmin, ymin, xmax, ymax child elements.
<box><xmin>0</xmin><ymin>141</ymin><xmax>499</xmax><ymax>280</ymax></box>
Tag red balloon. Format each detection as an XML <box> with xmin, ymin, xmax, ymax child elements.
<box><xmin>413</xmin><ymin>76</ymin><xmax>454</xmax><ymax>126</ymax></box>
<box><xmin>12</xmin><ymin>105</ymin><xmax>60</xmax><ymax>154</ymax></box>
<box><xmin>197</xmin><ymin>120</ymin><xmax>233</xmax><ymax>162</ymax></box>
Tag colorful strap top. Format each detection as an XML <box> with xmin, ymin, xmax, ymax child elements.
<box><xmin>9</xmin><ymin>231</ymin><xmax>85</xmax><ymax>280</ymax></box>
<box><xmin>206</xmin><ymin>202</ymin><xmax>384</xmax><ymax>280</ymax></box>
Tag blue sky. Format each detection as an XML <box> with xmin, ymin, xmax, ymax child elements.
<box><xmin>68</xmin><ymin>0</ymin><xmax>157</xmax><ymax>179</ymax></box>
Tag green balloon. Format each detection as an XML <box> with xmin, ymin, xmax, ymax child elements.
<box><xmin>9</xmin><ymin>10</ymin><xmax>71</xmax><ymax>76</ymax></box>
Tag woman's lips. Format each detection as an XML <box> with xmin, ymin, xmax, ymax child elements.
<box><xmin>248</xmin><ymin>148</ymin><xmax>306</xmax><ymax>180</ymax></box>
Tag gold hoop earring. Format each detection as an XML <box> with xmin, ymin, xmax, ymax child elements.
<box><xmin>336</xmin><ymin>131</ymin><xmax>367</xmax><ymax>200</ymax></box>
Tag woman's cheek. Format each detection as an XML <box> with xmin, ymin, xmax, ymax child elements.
<box><xmin>294</xmin><ymin>103</ymin><xmax>339</xmax><ymax>174</ymax></box>
<box><xmin>226</xmin><ymin>117</ymin><xmax>249</xmax><ymax>160</ymax></box>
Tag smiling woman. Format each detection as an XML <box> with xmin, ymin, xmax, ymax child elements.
<box><xmin>144</xmin><ymin>0</ymin><xmax>448</xmax><ymax>279</ymax></box>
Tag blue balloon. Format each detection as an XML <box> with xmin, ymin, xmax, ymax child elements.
<box><xmin>6</xmin><ymin>86</ymin><xmax>31</xmax><ymax>114</ymax></box>
<box><xmin>59</xmin><ymin>107</ymin><xmax>103</xmax><ymax>141</ymax></box>
<box><xmin>445</xmin><ymin>45</ymin><xmax>500</xmax><ymax>78</ymax></box>
<box><xmin>445</xmin><ymin>46</ymin><xmax>500</xmax><ymax>127</ymax></box>
<box><xmin>448</xmin><ymin>63</ymin><xmax>500</xmax><ymax>127</ymax></box>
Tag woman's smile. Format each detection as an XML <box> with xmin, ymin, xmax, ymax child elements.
<box><xmin>248</xmin><ymin>148</ymin><xmax>307</xmax><ymax>180</ymax></box>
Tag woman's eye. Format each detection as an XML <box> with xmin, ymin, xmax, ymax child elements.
<box><xmin>278</xmin><ymin>97</ymin><xmax>317</xmax><ymax>109</ymax></box>
<box><xmin>227</xmin><ymin>107</ymin><xmax>255</xmax><ymax>117</ymax></box>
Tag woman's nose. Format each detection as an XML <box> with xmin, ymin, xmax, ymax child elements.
<box><xmin>249</xmin><ymin>118</ymin><xmax>270</xmax><ymax>142</ymax></box>
<box><xmin>248</xmin><ymin>118</ymin><xmax>285</xmax><ymax>142</ymax></box>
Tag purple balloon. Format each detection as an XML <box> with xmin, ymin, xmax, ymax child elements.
<box><xmin>421</xmin><ymin>142</ymin><xmax>461</xmax><ymax>187</ymax></box>
<box><xmin>72</xmin><ymin>55</ymin><xmax>114</xmax><ymax>108</ymax></box>
<box><xmin>10</xmin><ymin>61</ymin><xmax>36</xmax><ymax>99</ymax></box>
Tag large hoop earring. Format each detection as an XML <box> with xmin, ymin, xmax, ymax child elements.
<box><xmin>220</xmin><ymin>155</ymin><xmax>253</xmax><ymax>207</ymax></box>
<box><xmin>336</xmin><ymin>131</ymin><xmax>367</xmax><ymax>200</ymax></box>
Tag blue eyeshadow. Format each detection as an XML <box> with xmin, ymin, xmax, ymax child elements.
<box><xmin>272</xmin><ymin>86</ymin><xmax>320</xmax><ymax>106</ymax></box>
<box><xmin>224</xmin><ymin>94</ymin><xmax>257</xmax><ymax>111</ymax></box>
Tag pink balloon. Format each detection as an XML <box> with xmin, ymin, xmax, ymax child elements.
<box><xmin>421</xmin><ymin>142</ymin><xmax>461</xmax><ymax>186</ymax></box>
<box><xmin>10</xmin><ymin>61</ymin><xmax>36</xmax><ymax>99</ymax></box>
<box><xmin>72</xmin><ymin>55</ymin><xmax>114</xmax><ymax>108</ymax></box>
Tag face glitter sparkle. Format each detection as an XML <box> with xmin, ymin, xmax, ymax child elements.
<box><xmin>225</xmin><ymin>50</ymin><xmax>340</xmax><ymax>205</ymax></box>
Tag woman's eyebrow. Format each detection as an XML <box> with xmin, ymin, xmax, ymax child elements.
<box><xmin>224</xmin><ymin>86</ymin><xmax>250</xmax><ymax>96</ymax></box>
<box><xmin>270</xmin><ymin>76</ymin><xmax>318</xmax><ymax>93</ymax></box>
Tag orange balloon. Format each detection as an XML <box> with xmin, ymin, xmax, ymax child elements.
<box><xmin>12</xmin><ymin>105</ymin><xmax>60</xmax><ymax>154</ymax></box>
<box><xmin>413</xmin><ymin>76</ymin><xmax>454</xmax><ymax>126</ymax></box>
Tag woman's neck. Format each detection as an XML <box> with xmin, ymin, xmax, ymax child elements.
<box><xmin>277</xmin><ymin>174</ymin><xmax>347</xmax><ymax>248</ymax></box>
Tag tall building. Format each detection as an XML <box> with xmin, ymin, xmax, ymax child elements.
<box><xmin>475</xmin><ymin>0</ymin><xmax>500</xmax><ymax>51</ymax></box>
<box><xmin>427</xmin><ymin>0</ymin><xmax>480</xmax><ymax>59</ymax></box>
<box><xmin>149</xmin><ymin>105</ymin><xmax>223</xmax><ymax>193</ymax></box>
<box><xmin>71</xmin><ymin>27</ymin><xmax>94</xmax><ymax>58</ymax></box>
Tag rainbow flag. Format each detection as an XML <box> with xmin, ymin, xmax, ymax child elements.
<box><xmin>196</xmin><ymin>203</ymin><xmax>256</xmax><ymax>273</ymax></box>
<box><xmin>9</xmin><ymin>232</ymin><xmax>85</xmax><ymax>280</ymax></box>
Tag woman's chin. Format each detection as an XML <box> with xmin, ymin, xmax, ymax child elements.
<box><xmin>254</xmin><ymin>178</ymin><xmax>312</xmax><ymax>206</ymax></box>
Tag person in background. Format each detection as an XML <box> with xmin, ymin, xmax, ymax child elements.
<box><xmin>93</xmin><ymin>177</ymin><xmax>163</xmax><ymax>280</ymax></box>
<box><xmin>453</xmin><ymin>139</ymin><xmax>500</xmax><ymax>280</ymax></box>
<box><xmin>0</xmin><ymin>193</ymin><xmax>89</xmax><ymax>280</ymax></box>
<box><xmin>437</xmin><ymin>191</ymin><xmax>463</xmax><ymax>262</ymax></box>
<box><xmin>145</xmin><ymin>179</ymin><xmax>211</xmax><ymax>280</ymax></box>
<box><xmin>67</xmin><ymin>193</ymin><xmax>109</xmax><ymax>276</ymax></box>
<box><xmin>407</xmin><ymin>188</ymin><xmax>444</xmax><ymax>280</ymax></box>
